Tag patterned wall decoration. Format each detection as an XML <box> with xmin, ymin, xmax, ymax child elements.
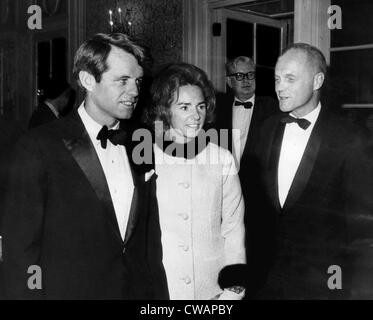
<box><xmin>0</xmin><ymin>42</ymin><xmax>16</xmax><ymax>117</ymax></box>
<box><xmin>86</xmin><ymin>0</ymin><xmax>183</xmax><ymax>73</ymax></box>
<box><xmin>0</xmin><ymin>0</ymin><xmax>15</xmax><ymax>27</ymax></box>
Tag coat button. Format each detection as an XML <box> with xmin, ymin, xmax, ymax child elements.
<box><xmin>122</xmin><ymin>246</ymin><xmax>126</xmax><ymax>254</ymax></box>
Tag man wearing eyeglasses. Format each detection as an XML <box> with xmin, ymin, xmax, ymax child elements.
<box><xmin>214</xmin><ymin>56</ymin><xmax>278</xmax><ymax>298</ymax></box>
<box><xmin>215</xmin><ymin>56</ymin><xmax>278</xmax><ymax>169</ymax></box>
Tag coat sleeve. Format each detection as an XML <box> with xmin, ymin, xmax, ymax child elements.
<box><xmin>344</xmin><ymin>141</ymin><xmax>373</xmax><ymax>298</ymax></box>
<box><xmin>221</xmin><ymin>150</ymin><xmax>246</xmax><ymax>266</ymax></box>
<box><xmin>145</xmin><ymin>175</ymin><xmax>169</xmax><ymax>299</ymax></box>
<box><xmin>1</xmin><ymin>135</ymin><xmax>47</xmax><ymax>299</ymax></box>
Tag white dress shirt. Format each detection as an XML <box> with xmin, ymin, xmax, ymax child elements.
<box><xmin>232</xmin><ymin>95</ymin><xmax>255</xmax><ymax>168</ymax></box>
<box><xmin>78</xmin><ymin>103</ymin><xmax>134</xmax><ymax>240</ymax></box>
<box><xmin>278</xmin><ymin>103</ymin><xmax>321</xmax><ymax>207</ymax></box>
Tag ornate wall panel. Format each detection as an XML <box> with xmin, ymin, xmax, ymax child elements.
<box><xmin>86</xmin><ymin>0</ymin><xmax>183</xmax><ymax>72</ymax></box>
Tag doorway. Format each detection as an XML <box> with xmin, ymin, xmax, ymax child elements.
<box><xmin>212</xmin><ymin>7</ymin><xmax>289</xmax><ymax>97</ymax></box>
<box><xmin>35</xmin><ymin>32</ymin><xmax>68</xmax><ymax>106</ymax></box>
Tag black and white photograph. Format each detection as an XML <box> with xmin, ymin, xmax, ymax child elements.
<box><xmin>0</xmin><ymin>0</ymin><xmax>372</xmax><ymax>312</ymax></box>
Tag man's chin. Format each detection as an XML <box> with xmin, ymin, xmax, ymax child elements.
<box><xmin>279</xmin><ymin>103</ymin><xmax>294</xmax><ymax>113</ymax></box>
<box><xmin>117</xmin><ymin>109</ymin><xmax>134</xmax><ymax>120</ymax></box>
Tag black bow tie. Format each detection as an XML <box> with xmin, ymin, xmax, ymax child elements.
<box><xmin>280</xmin><ymin>115</ymin><xmax>311</xmax><ymax>130</ymax></box>
<box><xmin>96</xmin><ymin>125</ymin><xmax>128</xmax><ymax>149</ymax></box>
<box><xmin>234</xmin><ymin>100</ymin><xmax>253</xmax><ymax>109</ymax></box>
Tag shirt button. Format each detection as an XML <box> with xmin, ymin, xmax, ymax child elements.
<box><xmin>183</xmin><ymin>244</ymin><xmax>189</xmax><ymax>251</ymax></box>
<box><xmin>184</xmin><ymin>183</ymin><xmax>190</xmax><ymax>189</ymax></box>
<box><xmin>183</xmin><ymin>213</ymin><xmax>189</xmax><ymax>220</ymax></box>
<box><xmin>184</xmin><ymin>276</ymin><xmax>191</xmax><ymax>284</ymax></box>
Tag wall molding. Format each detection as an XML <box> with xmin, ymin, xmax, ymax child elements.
<box><xmin>294</xmin><ymin>0</ymin><xmax>330</xmax><ymax>64</ymax></box>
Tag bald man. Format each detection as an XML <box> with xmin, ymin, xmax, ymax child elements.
<box><xmin>253</xmin><ymin>43</ymin><xmax>373</xmax><ymax>299</ymax></box>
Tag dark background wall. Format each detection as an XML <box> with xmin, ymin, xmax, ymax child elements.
<box><xmin>86</xmin><ymin>0</ymin><xmax>183</xmax><ymax>72</ymax></box>
<box><xmin>0</xmin><ymin>0</ymin><xmax>183</xmax><ymax>127</ymax></box>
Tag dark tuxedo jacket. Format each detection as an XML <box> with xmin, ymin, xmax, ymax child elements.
<box><xmin>253</xmin><ymin>106</ymin><xmax>373</xmax><ymax>299</ymax></box>
<box><xmin>29</xmin><ymin>102</ymin><xmax>58</xmax><ymax>129</ymax></box>
<box><xmin>0</xmin><ymin>116</ymin><xmax>24</xmax><ymax>299</ymax></box>
<box><xmin>214</xmin><ymin>92</ymin><xmax>279</xmax><ymax>158</ymax></box>
<box><xmin>1</xmin><ymin>111</ymin><xmax>168</xmax><ymax>300</ymax></box>
<box><xmin>214</xmin><ymin>92</ymin><xmax>279</xmax><ymax>295</ymax></box>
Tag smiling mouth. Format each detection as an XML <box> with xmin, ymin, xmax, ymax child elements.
<box><xmin>119</xmin><ymin>101</ymin><xmax>135</xmax><ymax>108</ymax></box>
<box><xmin>186</xmin><ymin>124</ymin><xmax>200</xmax><ymax>129</ymax></box>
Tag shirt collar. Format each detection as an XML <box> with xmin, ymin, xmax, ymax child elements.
<box><xmin>235</xmin><ymin>94</ymin><xmax>255</xmax><ymax>105</ymax></box>
<box><xmin>77</xmin><ymin>102</ymin><xmax>120</xmax><ymax>146</ymax></box>
<box><xmin>290</xmin><ymin>102</ymin><xmax>321</xmax><ymax>125</ymax></box>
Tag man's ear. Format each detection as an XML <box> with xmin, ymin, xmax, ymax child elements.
<box><xmin>313</xmin><ymin>72</ymin><xmax>325</xmax><ymax>91</ymax></box>
<box><xmin>78</xmin><ymin>71</ymin><xmax>96</xmax><ymax>92</ymax></box>
<box><xmin>226</xmin><ymin>76</ymin><xmax>233</xmax><ymax>89</ymax></box>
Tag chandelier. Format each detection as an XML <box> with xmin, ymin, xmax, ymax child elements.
<box><xmin>108</xmin><ymin>5</ymin><xmax>133</xmax><ymax>35</ymax></box>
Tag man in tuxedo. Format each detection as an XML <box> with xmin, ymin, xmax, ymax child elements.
<box><xmin>254</xmin><ymin>43</ymin><xmax>373</xmax><ymax>299</ymax></box>
<box><xmin>214</xmin><ymin>57</ymin><xmax>279</xmax><ymax>296</ymax></box>
<box><xmin>1</xmin><ymin>33</ymin><xmax>168</xmax><ymax>299</ymax></box>
<box><xmin>215</xmin><ymin>56</ymin><xmax>278</xmax><ymax>169</ymax></box>
<box><xmin>29</xmin><ymin>78</ymin><xmax>76</xmax><ymax>129</ymax></box>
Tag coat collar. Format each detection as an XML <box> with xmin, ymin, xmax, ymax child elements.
<box><xmin>281</xmin><ymin>107</ymin><xmax>326</xmax><ymax>212</ymax></box>
<box><xmin>59</xmin><ymin>111</ymin><xmax>144</xmax><ymax>245</ymax></box>
<box><xmin>265</xmin><ymin>106</ymin><xmax>328</xmax><ymax>213</ymax></box>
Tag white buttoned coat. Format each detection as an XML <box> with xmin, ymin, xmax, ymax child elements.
<box><xmin>153</xmin><ymin>142</ymin><xmax>246</xmax><ymax>300</ymax></box>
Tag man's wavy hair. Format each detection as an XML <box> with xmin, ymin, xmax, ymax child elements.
<box><xmin>146</xmin><ymin>63</ymin><xmax>216</xmax><ymax>130</ymax></box>
<box><xmin>73</xmin><ymin>33</ymin><xmax>145</xmax><ymax>90</ymax></box>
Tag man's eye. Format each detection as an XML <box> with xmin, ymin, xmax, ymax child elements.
<box><xmin>180</xmin><ymin>105</ymin><xmax>188</xmax><ymax>111</ymax></box>
<box><xmin>136</xmin><ymin>78</ymin><xmax>143</xmax><ymax>86</ymax></box>
<box><xmin>198</xmin><ymin>104</ymin><xmax>206</xmax><ymax>110</ymax></box>
<box><xmin>120</xmin><ymin>79</ymin><xmax>128</xmax><ymax>85</ymax></box>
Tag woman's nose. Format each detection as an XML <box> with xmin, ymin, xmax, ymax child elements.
<box><xmin>193</xmin><ymin>109</ymin><xmax>201</xmax><ymax>120</ymax></box>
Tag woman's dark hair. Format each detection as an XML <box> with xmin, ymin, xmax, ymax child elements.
<box><xmin>146</xmin><ymin>63</ymin><xmax>215</xmax><ymax>130</ymax></box>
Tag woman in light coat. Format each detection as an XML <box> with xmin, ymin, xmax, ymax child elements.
<box><xmin>146</xmin><ymin>63</ymin><xmax>246</xmax><ymax>300</ymax></box>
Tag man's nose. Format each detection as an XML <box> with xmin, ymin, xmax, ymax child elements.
<box><xmin>276</xmin><ymin>80</ymin><xmax>285</xmax><ymax>92</ymax></box>
<box><xmin>128</xmin><ymin>80</ymin><xmax>139</xmax><ymax>97</ymax></box>
<box><xmin>242</xmin><ymin>76</ymin><xmax>253</xmax><ymax>84</ymax></box>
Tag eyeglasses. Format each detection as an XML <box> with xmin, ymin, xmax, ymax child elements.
<box><xmin>228</xmin><ymin>72</ymin><xmax>256</xmax><ymax>81</ymax></box>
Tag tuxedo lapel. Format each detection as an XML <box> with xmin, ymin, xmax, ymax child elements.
<box><xmin>241</xmin><ymin>99</ymin><xmax>261</xmax><ymax>160</ymax></box>
<box><xmin>265</xmin><ymin>119</ymin><xmax>285</xmax><ymax>213</ymax></box>
<box><xmin>216</xmin><ymin>93</ymin><xmax>234</xmax><ymax>153</ymax></box>
<box><xmin>282</xmin><ymin>111</ymin><xmax>325</xmax><ymax>212</ymax></box>
<box><xmin>225</xmin><ymin>96</ymin><xmax>234</xmax><ymax>153</ymax></box>
<box><xmin>61</xmin><ymin>112</ymin><xmax>123</xmax><ymax>243</ymax></box>
<box><xmin>123</xmin><ymin>165</ymin><xmax>142</xmax><ymax>245</ymax></box>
